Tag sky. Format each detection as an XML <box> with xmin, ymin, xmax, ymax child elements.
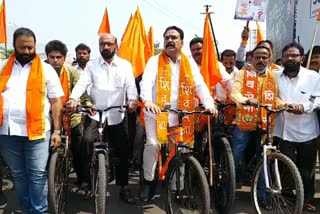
<box><xmin>3</xmin><ymin>0</ymin><xmax>266</xmax><ymax>59</ymax></box>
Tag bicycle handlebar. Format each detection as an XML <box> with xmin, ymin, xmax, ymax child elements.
<box><xmin>161</xmin><ymin>105</ymin><xmax>213</xmax><ymax>116</ymax></box>
<box><xmin>244</xmin><ymin>103</ymin><xmax>292</xmax><ymax>114</ymax></box>
<box><xmin>76</xmin><ymin>105</ymin><xmax>127</xmax><ymax>114</ymax></box>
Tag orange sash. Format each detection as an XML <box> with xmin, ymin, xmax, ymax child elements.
<box><xmin>156</xmin><ymin>51</ymin><xmax>195</xmax><ymax>145</ymax></box>
<box><xmin>0</xmin><ymin>54</ymin><xmax>46</xmax><ymax>140</ymax></box>
<box><xmin>59</xmin><ymin>65</ymin><xmax>71</xmax><ymax>135</ymax></box>
<box><xmin>59</xmin><ymin>65</ymin><xmax>70</xmax><ymax>105</ymax></box>
<box><xmin>236</xmin><ymin>69</ymin><xmax>277</xmax><ymax>131</ymax></box>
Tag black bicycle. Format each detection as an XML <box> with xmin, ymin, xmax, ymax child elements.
<box><xmin>48</xmin><ymin>109</ymin><xmax>72</xmax><ymax>214</ymax></box>
<box><xmin>194</xmin><ymin>102</ymin><xmax>236</xmax><ymax>214</ymax></box>
<box><xmin>77</xmin><ymin>104</ymin><xmax>126</xmax><ymax>214</ymax></box>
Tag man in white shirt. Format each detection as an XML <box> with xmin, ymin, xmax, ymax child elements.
<box><xmin>74</xmin><ymin>43</ymin><xmax>91</xmax><ymax>72</ymax></box>
<box><xmin>140</xmin><ymin>26</ymin><xmax>217</xmax><ymax>202</ymax></box>
<box><xmin>0</xmin><ymin>28</ymin><xmax>63</xmax><ymax>213</ymax></box>
<box><xmin>274</xmin><ymin>42</ymin><xmax>320</xmax><ymax>212</ymax></box>
<box><xmin>67</xmin><ymin>33</ymin><xmax>138</xmax><ymax>204</ymax></box>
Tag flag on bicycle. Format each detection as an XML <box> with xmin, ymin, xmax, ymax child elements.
<box><xmin>256</xmin><ymin>21</ymin><xmax>264</xmax><ymax>44</ymax></box>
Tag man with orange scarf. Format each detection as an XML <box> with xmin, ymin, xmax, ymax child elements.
<box><xmin>231</xmin><ymin>45</ymin><xmax>285</xmax><ymax>209</ymax></box>
<box><xmin>0</xmin><ymin>28</ymin><xmax>63</xmax><ymax>213</ymax></box>
<box><xmin>139</xmin><ymin>26</ymin><xmax>217</xmax><ymax>202</ymax></box>
<box><xmin>45</xmin><ymin>40</ymin><xmax>92</xmax><ymax>196</ymax></box>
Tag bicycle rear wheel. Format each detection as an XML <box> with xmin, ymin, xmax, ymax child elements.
<box><xmin>251</xmin><ymin>152</ymin><xmax>304</xmax><ymax>214</ymax></box>
<box><xmin>212</xmin><ymin>137</ymin><xmax>235</xmax><ymax>213</ymax></box>
<box><xmin>48</xmin><ymin>151</ymin><xmax>70</xmax><ymax>214</ymax></box>
<box><xmin>95</xmin><ymin>153</ymin><xmax>107</xmax><ymax>214</ymax></box>
<box><xmin>165</xmin><ymin>155</ymin><xmax>210</xmax><ymax>214</ymax></box>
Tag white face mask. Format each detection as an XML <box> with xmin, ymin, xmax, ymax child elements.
<box><xmin>255</xmin><ymin>66</ymin><xmax>267</xmax><ymax>74</ymax></box>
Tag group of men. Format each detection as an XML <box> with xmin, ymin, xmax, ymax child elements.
<box><xmin>0</xmin><ymin>23</ymin><xmax>319</xmax><ymax>214</ymax></box>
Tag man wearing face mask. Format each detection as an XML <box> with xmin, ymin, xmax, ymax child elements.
<box><xmin>231</xmin><ymin>46</ymin><xmax>286</xmax><ymax>210</ymax></box>
<box><xmin>0</xmin><ymin>28</ymin><xmax>63</xmax><ymax>213</ymax></box>
<box><xmin>274</xmin><ymin>42</ymin><xmax>320</xmax><ymax>212</ymax></box>
<box><xmin>67</xmin><ymin>33</ymin><xmax>138</xmax><ymax>204</ymax></box>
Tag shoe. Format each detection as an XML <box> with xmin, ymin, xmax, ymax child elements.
<box><xmin>120</xmin><ymin>188</ymin><xmax>137</xmax><ymax>204</ymax></box>
<box><xmin>10</xmin><ymin>210</ymin><xmax>23</xmax><ymax>214</ymax></box>
<box><xmin>304</xmin><ymin>203</ymin><xmax>317</xmax><ymax>212</ymax></box>
<box><xmin>140</xmin><ymin>179</ymin><xmax>153</xmax><ymax>202</ymax></box>
<box><xmin>0</xmin><ymin>191</ymin><xmax>7</xmax><ymax>208</ymax></box>
<box><xmin>258</xmin><ymin>199</ymin><xmax>272</xmax><ymax>211</ymax></box>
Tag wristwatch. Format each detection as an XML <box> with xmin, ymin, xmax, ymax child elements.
<box><xmin>53</xmin><ymin>130</ymin><xmax>61</xmax><ymax>135</ymax></box>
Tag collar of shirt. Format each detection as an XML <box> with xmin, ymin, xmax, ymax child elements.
<box><xmin>98</xmin><ymin>55</ymin><xmax>120</xmax><ymax>68</ymax></box>
<box><xmin>14</xmin><ymin>58</ymin><xmax>33</xmax><ymax>67</ymax></box>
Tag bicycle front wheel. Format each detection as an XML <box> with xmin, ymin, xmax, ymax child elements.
<box><xmin>212</xmin><ymin>137</ymin><xmax>235</xmax><ymax>213</ymax></box>
<box><xmin>165</xmin><ymin>155</ymin><xmax>210</xmax><ymax>214</ymax></box>
<box><xmin>48</xmin><ymin>151</ymin><xmax>70</xmax><ymax>214</ymax></box>
<box><xmin>251</xmin><ymin>152</ymin><xmax>304</xmax><ymax>214</ymax></box>
<box><xmin>95</xmin><ymin>153</ymin><xmax>107</xmax><ymax>214</ymax></box>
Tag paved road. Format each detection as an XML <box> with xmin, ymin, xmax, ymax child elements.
<box><xmin>1</xmin><ymin>168</ymin><xmax>320</xmax><ymax>214</ymax></box>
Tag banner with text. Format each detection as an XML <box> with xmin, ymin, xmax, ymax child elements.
<box><xmin>311</xmin><ymin>0</ymin><xmax>320</xmax><ymax>18</ymax></box>
<box><xmin>234</xmin><ymin>0</ymin><xmax>269</xmax><ymax>22</ymax></box>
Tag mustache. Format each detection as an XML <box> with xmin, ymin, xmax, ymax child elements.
<box><xmin>166</xmin><ymin>43</ymin><xmax>175</xmax><ymax>48</ymax></box>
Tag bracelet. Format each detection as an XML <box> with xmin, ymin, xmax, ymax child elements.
<box><xmin>53</xmin><ymin>130</ymin><xmax>61</xmax><ymax>135</ymax></box>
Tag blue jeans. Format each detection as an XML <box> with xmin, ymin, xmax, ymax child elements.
<box><xmin>232</xmin><ymin>126</ymin><xmax>266</xmax><ymax>198</ymax></box>
<box><xmin>0</xmin><ymin>131</ymin><xmax>50</xmax><ymax>214</ymax></box>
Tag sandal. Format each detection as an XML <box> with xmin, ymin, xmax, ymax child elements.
<box><xmin>72</xmin><ymin>183</ymin><xmax>92</xmax><ymax>199</ymax></box>
<box><xmin>304</xmin><ymin>203</ymin><xmax>317</xmax><ymax>212</ymax></box>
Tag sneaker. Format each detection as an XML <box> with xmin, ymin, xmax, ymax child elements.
<box><xmin>0</xmin><ymin>191</ymin><xmax>7</xmax><ymax>208</ymax></box>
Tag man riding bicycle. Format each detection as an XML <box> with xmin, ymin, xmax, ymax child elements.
<box><xmin>139</xmin><ymin>26</ymin><xmax>217</xmax><ymax>202</ymax></box>
<box><xmin>230</xmin><ymin>45</ymin><xmax>287</xmax><ymax>210</ymax></box>
<box><xmin>67</xmin><ymin>33</ymin><xmax>138</xmax><ymax>204</ymax></box>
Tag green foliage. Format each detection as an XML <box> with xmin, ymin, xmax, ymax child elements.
<box><xmin>0</xmin><ymin>46</ymin><xmax>14</xmax><ymax>59</ymax></box>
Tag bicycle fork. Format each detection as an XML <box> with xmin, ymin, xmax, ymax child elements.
<box><xmin>263</xmin><ymin>145</ymin><xmax>282</xmax><ymax>193</ymax></box>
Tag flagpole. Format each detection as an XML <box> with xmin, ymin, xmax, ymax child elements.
<box><xmin>306</xmin><ymin>21</ymin><xmax>319</xmax><ymax>69</ymax></box>
<box><xmin>203</xmin><ymin>5</ymin><xmax>220</xmax><ymax>61</ymax></box>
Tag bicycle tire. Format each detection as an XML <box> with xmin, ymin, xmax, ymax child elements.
<box><xmin>251</xmin><ymin>152</ymin><xmax>304</xmax><ymax>214</ymax></box>
<box><xmin>95</xmin><ymin>153</ymin><xmax>107</xmax><ymax>214</ymax></box>
<box><xmin>48</xmin><ymin>151</ymin><xmax>69</xmax><ymax>214</ymax></box>
<box><xmin>165</xmin><ymin>155</ymin><xmax>210</xmax><ymax>214</ymax></box>
<box><xmin>212</xmin><ymin>137</ymin><xmax>236</xmax><ymax>213</ymax></box>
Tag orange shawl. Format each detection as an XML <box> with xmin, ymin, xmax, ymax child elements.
<box><xmin>59</xmin><ymin>65</ymin><xmax>70</xmax><ymax>105</ymax></box>
<box><xmin>156</xmin><ymin>51</ymin><xmax>195</xmax><ymax>145</ymax></box>
<box><xmin>0</xmin><ymin>54</ymin><xmax>46</xmax><ymax>140</ymax></box>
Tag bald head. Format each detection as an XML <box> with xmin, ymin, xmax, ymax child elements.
<box><xmin>99</xmin><ymin>33</ymin><xmax>118</xmax><ymax>62</ymax></box>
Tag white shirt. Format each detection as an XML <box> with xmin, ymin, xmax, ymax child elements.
<box><xmin>70</xmin><ymin>55</ymin><xmax>137</xmax><ymax>125</ymax></box>
<box><xmin>274</xmin><ymin>66</ymin><xmax>320</xmax><ymax>142</ymax></box>
<box><xmin>215</xmin><ymin>62</ymin><xmax>237</xmax><ymax>101</ymax></box>
<box><xmin>0</xmin><ymin>59</ymin><xmax>64</xmax><ymax>136</ymax></box>
<box><xmin>140</xmin><ymin>53</ymin><xmax>214</xmax><ymax>126</ymax></box>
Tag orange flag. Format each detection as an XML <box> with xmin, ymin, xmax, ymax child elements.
<box><xmin>256</xmin><ymin>21</ymin><xmax>264</xmax><ymax>44</ymax></box>
<box><xmin>0</xmin><ymin>0</ymin><xmax>6</xmax><ymax>44</ymax></box>
<box><xmin>118</xmin><ymin>7</ymin><xmax>151</xmax><ymax>78</ymax></box>
<box><xmin>201</xmin><ymin>12</ymin><xmax>221</xmax><ymax>92</ymax></box>
<box><xmin>98</xmin><ymin>8</ymin><xmax>111</xmax><ymax>35</ymax></box>
<box><xmin>318</xmin><ymin>9</ymin><xmax>320</xmax><ymax>21</ymax></box>
<box><xmin>148</xmin><ymin>26</ymin><xmax>154</xmax><ymax>56</ymax></box>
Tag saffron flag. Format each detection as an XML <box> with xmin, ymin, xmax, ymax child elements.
<box><xmin>0</xmin><ymin>0</ymin><xmax>6</xmax><ymax>44</ymax></box>
<box><xmin>98</xmin><ymin>8</ymin><xmax>111</xmax><ymax>35</ymax></box>
<box><xmin>118</xmin><ymin>7</ymin><xmax>151</xmax><ymax>78</ymax></box>
<box><xmin>318</xmin><ymin>8</ymin><xmax>320</xmax><ymax>21</ymax></box>
<box><xmin>256</xmin><ymin>21</ymin><xmax>264</xmax><ymax>44</ymax></box>
<box><xmin>148</xmin><ymin>26</ymin><xmax>154</xmax><ymax>56</ymax></box>
<box><xmin>201</xmin><ymin>12</ymin><xmax>221</xmax><ymax>92</ymax></box>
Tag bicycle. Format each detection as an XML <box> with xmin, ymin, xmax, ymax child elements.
<box><xmin>48</xmin><ymin>109</ymin><xmax>72</xmax><ymax>214</ymax></box>
<box><xmin>155</xmin><ymin>104</ymin><xmax>211</xmax><ymax>214</ymax></box>
<box><xmin>77</xmin><ymin>104</ymin><xmax>126</xmax><ymax>214</ymax></box>
<box><xmin>194</xmin><ymin>102</ymin><xmax>236</xmax><ymax>214</ymax></box>
<box><xmin>249</xmin><ymin>104</ymin><xmax>304</xmax><ymax>214</ymax></box>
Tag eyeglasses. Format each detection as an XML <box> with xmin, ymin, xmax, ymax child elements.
<box><xmin>282</xmin><ymin>54</ymin><xmax>301</xmax><ymax>59</ymax></box>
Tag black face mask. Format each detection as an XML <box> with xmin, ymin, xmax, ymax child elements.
<box><xmin>77</xmin><ymin>58</ymin><xmax>87</xmax><ymax>67</ymax></box>
<box><xmin>15</xmin><ymin>52</ymin><xmax>36</xmax><ymax>65</ymax></box>
<box><xmin>101</xmin><ymin>49</ymin><xmax>115</xmax><ymax>60</ymax></box>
